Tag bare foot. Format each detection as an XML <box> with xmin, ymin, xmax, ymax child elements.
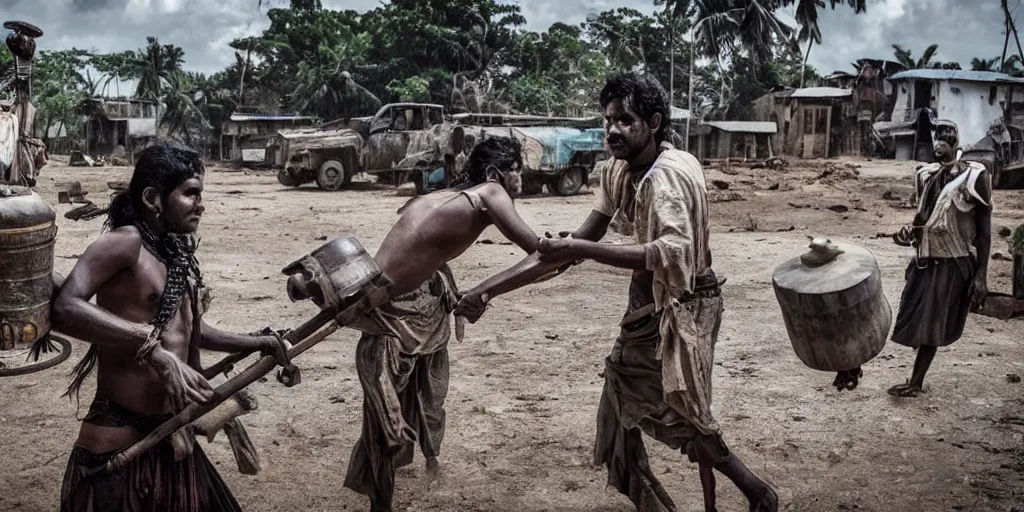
<box><xmin>833</xmin><ymin>368</ymin><xmax>863</xmax><ymax>391</ymax></box>
<box><xmin>425</xmin><ymin>456</ymin><xmax>441</xmax><ymax>481</ymax></box>
<box><xmin>749</xmin><ymin>485</ymin><xmax>778</xmax><ymax>512</ymax></box>
<box><xmin>887</xmin><ymin>381</ymin><xmax>924</xmax><ymax>397</ymax></box>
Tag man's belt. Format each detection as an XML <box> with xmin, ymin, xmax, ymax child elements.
<box><xmin>681</xmin><ymin>270</ymin><xmax>726</xmax><ymax>302</ymax></box>
<box><xmin>618</xmin><ymin>271</ymin><xmax>726</xmax><ymax>326</ymax></box>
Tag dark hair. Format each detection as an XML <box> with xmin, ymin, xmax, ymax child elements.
<box><xmin>105</xmin><ymin>143</ymin><xmax>205</xmax><ymax>230</ymax></box>
<box><xmin>600</xmin><ymin>72</ymin><xmax>671</xmax><ymax>144</ymax></box>
<box><xmin>466</xmin><ymin>136</ymin><xmax>523</xmax><ymax>184</ymax></box>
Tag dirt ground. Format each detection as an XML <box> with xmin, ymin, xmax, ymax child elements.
<box><xmin>1</xmin><ymin>155</ymin><xmax>1023</xmax><ymax>512</ymax></box>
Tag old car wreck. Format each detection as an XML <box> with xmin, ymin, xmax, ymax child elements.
<box><xmin>268</xmin><ymin>102</ymin><xmax>606</xmax><ymax>196</ymax></box>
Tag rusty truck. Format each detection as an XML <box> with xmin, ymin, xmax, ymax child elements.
<box><xmin>269</xmin><ymin>103</ymin><xmax>606</xmax><ymax>195</ymax></box>
<box><xmin>270</xmin><ymin>103</ymin><xmax>465</xmax><ymax>191</ymax></box>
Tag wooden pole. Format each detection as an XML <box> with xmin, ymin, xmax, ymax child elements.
<box><xmin>99</xmin><ymin>308</ymin><xmax>339</xmax><ymax>474</ymax></box>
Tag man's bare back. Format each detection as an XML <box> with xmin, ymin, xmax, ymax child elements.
<box><xmin>375</xmin><ymin>180</ymin><xmax>539</xmax><ymax>296</ymax></box>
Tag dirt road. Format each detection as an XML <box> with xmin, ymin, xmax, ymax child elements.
<box><xmin>1</xmin><ymin>157</ymin><xmax>1022</xmax><ymax>511</ymax></box>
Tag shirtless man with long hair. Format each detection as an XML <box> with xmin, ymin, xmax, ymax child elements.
<box><xmin>54</xmin><ymin>144</ymin><xmax>288</xmax><ymax>512</ymax></box>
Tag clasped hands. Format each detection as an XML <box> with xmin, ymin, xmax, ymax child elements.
<box><xmin>454</xmin><ymin>231</ymin><xmax>585</xmax><ymax>324</ymax></box>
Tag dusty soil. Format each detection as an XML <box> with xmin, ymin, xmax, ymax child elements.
<box><xmin>1</xmin><ymin>155</ymin><xmax>1023</xmax><ymax>511</ymax></box>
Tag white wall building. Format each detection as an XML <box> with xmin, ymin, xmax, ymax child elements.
<box><xmin>887</xmin><ymin>69</ymin><xmax>1024</xmax><ymax>148</ymax></box>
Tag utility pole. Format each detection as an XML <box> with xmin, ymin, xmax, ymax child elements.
<box><xmin>686</xmin><ymin>24</ymin><xmax>694</xmax><ymax>152</ymax></box>
<box><xmin>670</xmin><ymin>18</ymin><xmax>674</xmax><ymax>111</ymax></box>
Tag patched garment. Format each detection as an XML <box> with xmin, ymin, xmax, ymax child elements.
<box><xmin>912</xmin><ymin>161</ymin><xmax>990</xmax><ymax>259</ymax></box>
<box><xmin>593</xmin><ymin>143</ymin><xmax>719</xmax><ymax>436</ymax></box>
<box><xmin>344</xmin><ymin>265</ymin><xmax>458</xmax><ymax>510</ymax></box>
<box><xmin>347</xmin><ymin>264</ymin><xmax>458</xmax><ymax>356</ymax></box>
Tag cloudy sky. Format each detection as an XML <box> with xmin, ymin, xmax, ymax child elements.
<box><xmin>0</xmin><ymin>0</ymin><xmax>1015</xmax><ymax>79</ymax></box>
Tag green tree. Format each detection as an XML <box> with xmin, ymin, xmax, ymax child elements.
<box><xmin>31</xmin><ymin>49</ymin><xmax>91</xmax><ymax>144</ymax></box>
<box><xmin>0</xmin><ymin>45</ymin><xmax>13</xmax><ymax>96</ymax></box>
<box><xmin>386</xmin><ymin>76</ymin><xmax>431</xmax><ymax>102</ymax></box>
<box><xmin>90</xmin><ymin>51</ymin><xmax>138</xmax><ymax>97</ymax></box>
<box><xmin>971</xmin><ymin>56</ymin><xmax>999</xmax><ymax>71</ymax></box>
<box><xmin>792</xmin><ymin>0</ymin><xmax>866</xmax><ymax>87</ymax></box>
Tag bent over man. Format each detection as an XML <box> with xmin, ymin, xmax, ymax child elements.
<box><xmin>296</xmin><ymin>136</ymin><xmax>542</xmax><ymax>511</ymax></box>
<box><xmin>54</xmin><ymin>144</ymin><xmax>288</xmax><ymax>512</ymax></box>
<box><xmin>457</xmin><ymin>72</ymin><xmax>777</xmax><ymax>512</ymax></box>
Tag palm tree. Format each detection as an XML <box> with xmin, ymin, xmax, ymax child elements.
<box><xmin>893</xmin><ymin>44</ymin><xmax>938</xmax><ymax>69</ymax></box>
<box><xmin>132</xmin><ymin>37</ymin><xmax>187</xmax><ymax>130</ymax></box>
<box><xmin>290</xmin><ymin>41</ymin><xmax>381</xmax><ymax>120</ymax></box>
<box><xmin>160</xmin><ymin>70</ymin><xmax>208</xmax><ymax>142</ymax></box>
<box><xmin>971</xmin><ymin>56</ymin><xmax>1000</xmax><ymax>71</ymax></box>
<box><xmin>793</xmin><ymin>0</ymin><xmax>866</xmax><ymax>88</ymax></box>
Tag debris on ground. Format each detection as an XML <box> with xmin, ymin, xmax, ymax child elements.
<box><xmin>749</xmin><ymin>156</ymin><xmax>787</xmax><ymax>170</ymax></box>
<box><xmin>1008</xmin><ymin>374</ymin><xmax>1021</xmax><ymax>383</ymax></box>
<box><xmin>998</xmin><ymin>226</ymin><xmax>1012</xmax><ymax>238</ymax></box>
<box><xmin>64</xmin><ymin>201</ymin><xmax>108</xmax><ymax>221</ymax></box>
<box><xmin>67</xmin><ymin>151</ymin><xmax>97</xmax><ymax>167</ymax></box>
<box><xmin>709</xmin><ymin>190</ymin><xmax>746</xmax><ymax>203</ymax></box>
<box><xmin>56</xmin><ymin>181</ymin><xmax>88</xmax><ymax>204</ymax></box>
<box><xmin>827</xmin><ymin>204</ymin><xmax>850</xmax><ymax>213</ymax></box>
<box><xmin>712</xmin><ymin>179</ymin><xmax>730</xmax><ymax>190</ymax></box>
<box><xmin>815</xmin><ymin>162</ymin><xmax>861</xmax><ymax>184</ymax></box>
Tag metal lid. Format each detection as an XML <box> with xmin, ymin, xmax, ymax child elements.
<box><xmin>0</xmin><ymin>186</ymin><xmax>56</xmax><ymax>229</ymax></box>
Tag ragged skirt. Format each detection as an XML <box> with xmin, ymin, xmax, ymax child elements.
<box><xmin>343</xmin><ymin>266</ymin><xmax>455</xmax><ymax>509</ymax></box>
<box><xmin>60</xmin><ymin>441</ymin><xmax>242</xmax><ymax>512</ymax></box>
<box><xmin>594</xmin><ymin>296</ymin><xmax>725</xmax><ymax>504</ymax></box>
<box><xmin>892</xmin><ymin>256</ymin><xmax>976</xmax><ymax>349</ymax></box>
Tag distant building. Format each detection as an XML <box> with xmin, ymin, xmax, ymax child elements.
<box><xmin>687</xmin><ymin>121</ymin><xmax>778</xmax><ymax>160</ymax></box>
<box><xmin>82</xmin><ymin>98</ymin><xmax>158</xmax><ymax>159</ymax></box>
<box><xmin>883</xmin><ymin>69</ymin><xmax>1024</xmax><ymax>153</ymax></box>
<box><xmin>220</xmin><ymin>111</ymin><xmax>316</xmax><ymax>162</ymax></box>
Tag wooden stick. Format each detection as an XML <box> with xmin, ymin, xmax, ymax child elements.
<box><xmin>100</xmin><ymin>310</ymin><xmax>340</xmax><ymax>474</ymax></box>
<box><xmin>201</xmin><ymin>308</ymin><xmax>335</xmax><ymax>379</ymax></box>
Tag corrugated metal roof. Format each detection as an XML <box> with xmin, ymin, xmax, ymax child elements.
<box><xmin>229</xmin><ymin>114</ymin><xmax>315</xmax><ymax>123</ymax></box>
<box><xmin>888</xmin><ymin>69</ymin><xmax>1024</xmax><ymax>84</ymax></box>
<box><xmin>670</xmin><ymin>106</ymin><xmax>690</xmax><ymax>120</ymax></box>
<box><xmin>701</xmin><ymin>121</ymin><xmax>777</xmax><ymax>134</ymax></box>
<box><xmin>790</xmin><ymin>87</ymin><xmax>852</xmax><ymax>98</ymax></box>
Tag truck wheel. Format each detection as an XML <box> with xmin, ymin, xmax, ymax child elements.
<box><xmin>551</xmin><ymin>166</ymin><xmax>585</xmax><ymax>196</ymax></box>
<box><xmin>277</xmin><ymin>169</ymin><xmax>300</xmax><ymax>187</ymax></box>
<box><xmin>316</xmin><ymin>160</ymin><xmax>347</xmax><ymax>191</ymax></box>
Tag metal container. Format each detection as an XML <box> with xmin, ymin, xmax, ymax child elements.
<box><xmin>281</xmin><ymin>235</ymin><xmax>381</xmax><ymax>312</ymax></box>
<box><xmin>772</xmin><ymin>238</ymin><xmax>891</xmax><ymax>372</ymax></box>
<box><xmin>0</xmin><ymin>185</ymin><xmax>57</xmax><ymax>350</ymax></box>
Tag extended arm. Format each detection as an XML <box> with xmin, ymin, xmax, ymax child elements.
<box><xmin>200</xmin><ymin>322</ymin><xmax>267</xmax><ymax>354</ymax></box>
<box><xmin>480</xmin><ymin>183</ymin><xmax>541</xmax><ymax>254</ymax></box>
<box><xmin>568</xmin><ymin>240</ymin><xmax>647</xmax><ymax>269</ymax></box>
<box><xmin>467</xmin><ymin>210</ymin><xmax>612</xmax><ymax>302</ymax></box>
<box><xmin>201</xmin><ymin>321</ymin><xmax>291</xmax><ymax>367</ymax></box>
